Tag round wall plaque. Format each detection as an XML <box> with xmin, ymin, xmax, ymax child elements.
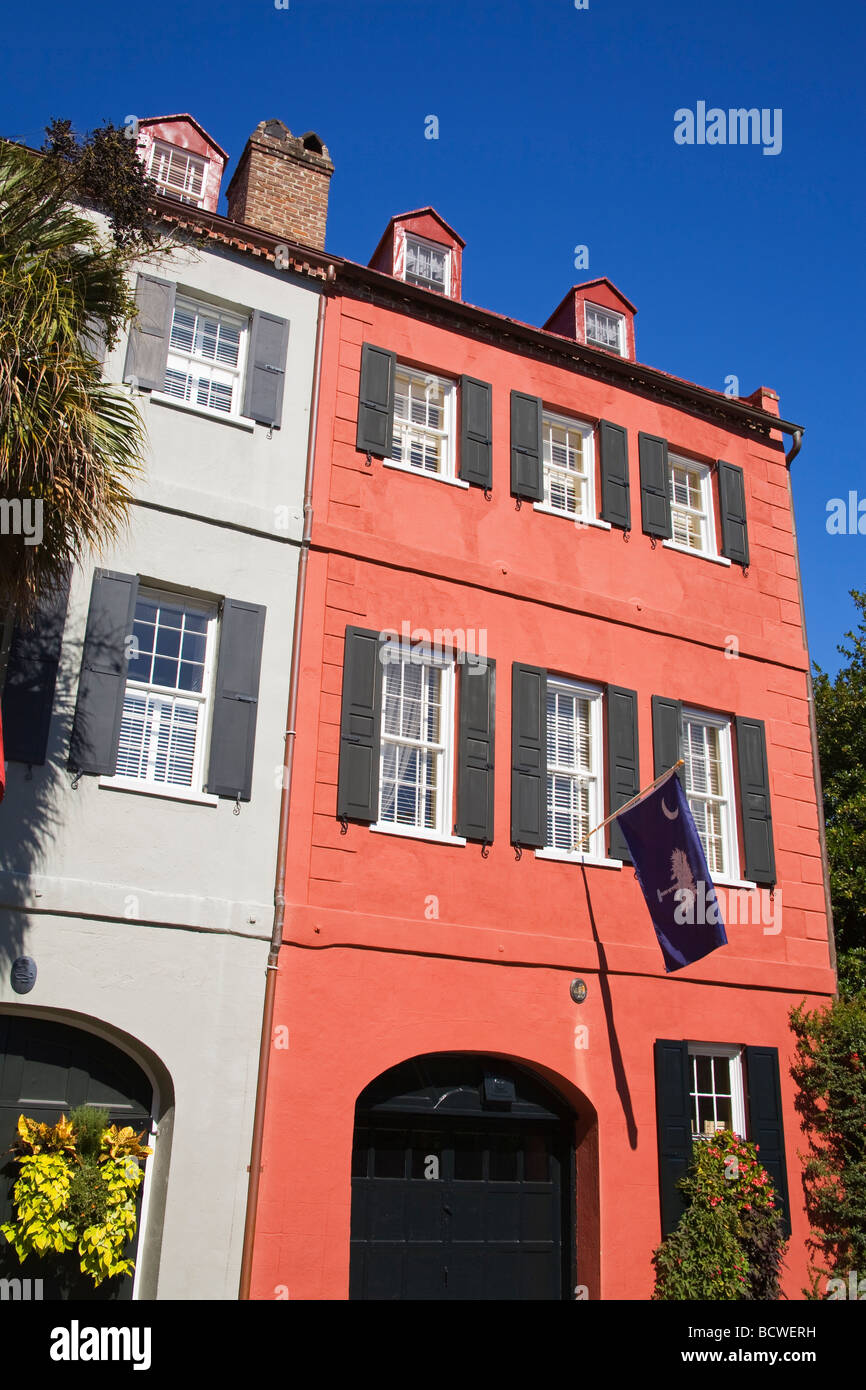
<box><xmin>11</xmin><ymin>956</ymin><xmax>37</xmax><ymax>994</ymax></box>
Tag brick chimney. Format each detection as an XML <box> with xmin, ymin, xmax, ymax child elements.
<box><xmin>226</xmin><ymin>120</ymin><xmax>334</xmax><ymax>250</ymax></box>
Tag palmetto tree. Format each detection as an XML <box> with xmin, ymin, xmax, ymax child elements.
<box><xmin>0</xmin><ymin>137</ymin><xmax>147</xmax><ymax>623</ymax></box>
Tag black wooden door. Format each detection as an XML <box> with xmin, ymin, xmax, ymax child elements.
<box><xmin>0</xmin><ymin>1013</ymin><xmax>153</xmax><ymax>1301</ymax></box>
<box><xmin>349</xmin><ymin>1056</ymin><xmax>574</xmax><ymax>1301</ymax></box>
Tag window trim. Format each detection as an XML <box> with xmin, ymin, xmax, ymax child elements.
<box><xmin>533</xmin><ymin>410</ymin><xmax>597</xmax><ymax>523</ymax></box>
<box><xmin>162</xmin><ymin>295</ymin><xmax>249</xmax><ymax>420</ymax></box>
<box><xmin>147</xmin><ymin>139</ymin><xmax>207</xmax><ymax>207</ymax></box>
<box><xmin>101</xmin><ymin>588</ymin><xmax>219</xmax><ymax>799</ymax></box>
<box><xmin>536</xmin><ymin>675</ymin><xmax>607</xmax><ymax>864</ymax></box>
<box><xmin>680</xmin><ymin>705</ymin><xmax>740</xmax><ymax>883</ymax></box>
<box><xmin>584</xmin><ymin>300</ymin><xmax>626</xmax><ymax>356</ymax></box>
<box><xmin>373</xmin><ymin>641</ymin><xmax>460</xmax><ymax>844</ymax></box>
<box><xmin>390</xmin><ymin>364</ymin><xmax>457</xmax><ymax>482</ymax></box>
<box><xmin>666</xmin><ymin>452</ymin><xmax>718</xmax><ymax>558</ymax></box>
<box><xmin>403</xmin><ymin>233</ymin><xmax>452</xmax><ymax>295</ymax></box>
<box><xmin>687</xmin><ymin>1042</ymin><xmax>746</xmax><ymax>1140</ymax></box>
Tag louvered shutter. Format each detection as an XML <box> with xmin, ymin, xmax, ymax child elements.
<box><xmin>599</xmin><ymin>421</ymin><xmax>631</xmax><ymax>529</ymax></box>
<box><xmin>652</xmin><ymin>695</ymin><xmax>683</xmax><ymax>782</ymax></box>
<box><xmin>510</xmin><ymin>392</ymin><xmax>543</xmax><ymax>501</ymax></box>
<box><xmin>205</xmin><ymin>599</ymin><xmax>266</xmax><ymax>801</ymax></box>
<box><xmin>337</xmin><ymin>627</ymin><xmax>384</xmax><ymax>822</ymax></box>
<box><xmin>455</xmin><ymin>659</ymin><xmax>495</xmax><ymax>841</ymax></box>
<box><xmin>459</xmin><ymin>376</ymin><xmax>493</xmax><ymax>488</ymax></box>
<box><xmin>243</xmin><ymin>311</ymin><xmax>290</xmax><ymax>428</ymax></box>
<box><xmin>735</xmin><ymin>716</ymin><xmax>776</xmax><ymax>885</ymax></box>
<box><xmin>744</xmin><ymin>1046</ymin><xmax>791</xmax><ymax>1237</ymax></box>
<box><xmin>511</xmin><ymin>663</ymin><xmax>547</xmax><ymax>846</ymax></box>
<box><xmin>123</xmin><ymin>275</ymin><xmax>175</xmax><ymax>391</ymax></box>
<box><xmin>654</xmin><ymin>1039</ymin><xmax>692</xmax><ymax>1237</ymax></box>
<box><xmin>639</xmin><ymin>432</ymin><xmax>672</xmax><ymax>538</ymax></box>
<box><xmin>606</xmin><ymin>685</ymin><xmax>639</xmax><ymax>862</ymax></box>
<box><xmin>2</xmin><ymin>572</ymin><xmax>71</xmax><ymax>766</ymax></box>
<box><xmin>68</xmin><ymin>570</ymin><xmax>139</xmax><ymax>776</ymax></box>
<box><xmin>718</xmin><ymin>461</ymin><xmax>750</xmax><ymax>567</ymax></box>
<box><xmin>356</xmin><ymin>345</ymin><xmax>396</xmax><ymax>457</ymax></box>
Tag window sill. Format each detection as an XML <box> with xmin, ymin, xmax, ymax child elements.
<box><xmin>532</xmin><ymin>503</ymin><xmax>611</xmax><ymax>530</ymax></box>
<box><xmin>662</xmin><ymin>540</ymin><xmax>731</xmax><ymax>567</ymax></box>
<box><xmin>147</xmin><ymin>392</ymin><xmax>256</xmax><ymax>432</ymax></box>
<box><xmin>534</xmin><ymin>847</ymin><xmax>623</xmax><ymax>869</ymax></box>
<box><xmin>383</xmin><ymin>460</ymin><xmax>469</xmax><ymax>489</ymax></box>
<box><xmin>370</xmin><ymin>823</ymin><xmax>468</xmax><ymax>847</ymax></box>
<box><xmin>711</xmin><ymin>875</ymin><xmax>758</xmax><ymax>892</ymax></box>
<box><xmin>99</xmin><ymin>777</ymin><xmax>220</xmax><ymax>807</ymax></box>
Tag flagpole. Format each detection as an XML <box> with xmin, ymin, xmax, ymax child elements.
<box><xmin>574</xmin><ymin>759</ymin><xmax>685</xmax><ymax>851</ymax></box>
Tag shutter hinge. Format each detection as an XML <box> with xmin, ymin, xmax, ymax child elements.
<box><xmin>514</xmin><ymin>845</ymin><xmax>522</xmax><ymax>861</ymax></box>
<box><xmin>233</xmin><ymin>793</ymin><xmax>242</xmax><ymax>816</ymax></box>
<box><xmin>483</xmin><ymin>487</ymin><xmax>492</xmax><ymax>502</ymax></box>
<box><xmin>623</xmin><ymin>529</ymin><xmax>631</xmax><ymax>543</ymax></box>
<box><xmin>481</xmin><ymin>842</ymin><xmax>491</xmax><ymax>859</ymax></box>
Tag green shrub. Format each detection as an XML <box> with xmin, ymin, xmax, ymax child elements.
<box><xmin>652</xmin><ymin>1131</ymin><xmax>787</xmax><ymax>1300</ymax></box>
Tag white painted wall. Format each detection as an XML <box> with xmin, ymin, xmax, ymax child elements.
<box><xmin>0</xmin><ymin>227</ymin><xmax>323</xmax><ymax>1298</ymax></box>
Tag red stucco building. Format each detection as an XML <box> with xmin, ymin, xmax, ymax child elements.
<box><xmin>248</xmin><ymin>206</ymin><xmax>834</xmax><ymax>1301</ymax></box>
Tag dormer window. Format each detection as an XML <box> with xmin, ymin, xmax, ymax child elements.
<box><xmin>148</xmin><ymin>140</ymin><xmax>207</xmax><ymax>205</ymax></box>
<box><xmin>585</xmin><ymin>302</ymin><xmax>626</xmax><ymax>356</ymax></box>
<box><xmin>405</xmin><ymin>235</ymin><xmax>450</xmax><ymax>294</ymax></box>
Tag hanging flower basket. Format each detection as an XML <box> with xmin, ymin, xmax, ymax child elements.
<box><xmin>1</xmin><ymin>1105</ymin><xmax>152</xmax><ymax>1287</ymax></box>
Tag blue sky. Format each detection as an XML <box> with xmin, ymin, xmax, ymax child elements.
<box><xmin>3</xmin><ymin>0</ymin><xmax>863</xmax><ymax>673</ymax></box>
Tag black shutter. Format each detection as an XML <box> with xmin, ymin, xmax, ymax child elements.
<box><xmin>455</xmin><ymin>659</ymin><xmax>495</xmax><ymax>841</ymax></box>
<box><xmin>337</xmin><ymin>627</ymin><xmax>384</xmax><ymax>822</ymax></box>
<box><xmin>652</xmin><ymin>695</ymin><xmax>682</xmax><ymax>782</ymax></box>
<box><xmin>510</xmin><ymin>392</ymin><xmax>543</xmax><ymax>501</ymax></box>
<box><xmin>205</xmin><ymin>599</ymin><xmax>267</xmax><ymax>802</ymax></box>
<box><xmin>68</xmin><ymin>570</ymin><xmax>139</xmax><ymax>776</ymax></box>
<box><xmin>2</xmin><ymin>573</ymin><xmax>70</xmax><ymax>766</ymax></box>
<box><xmin>639</xmin><ymin>432</ymin><xmax>672</xmax><ymax>538</ymax></box>
<box><xmin>718</xmin><ymin>461</ymin><xmax>750</xmax><ymax>567</ymax></box>
<box><xmin>122</xmin><ymin>274</ymin><xmax>175</xmax><ymax>391</ymax></box>
<box><xmin>744</xmin><ymin>1046</ymin><xmax>791</xmax><ymax>1237</ymax></box>
<box><xmin>243</xmin><ymin>311</ymin><xmax>290</xmax><ymax>428</ymax></box>
<box><xmin>606</xmin><ymin>685</ymin><xmax>639</xmax><ymax>862</ymax></box>
<box><xmin>459</xmin><ymin>376</ymin><xmax>493</xmax><ymax>488</ymax></box>
<box><xmin>511</xmin><ymin>663</ymin><xmax>547</xmax><ymax>846</ymax></box>
<box><xmin>356</xmin><ymin>345</ymin><xmax>396</xmax><ymax>457</ymax></box>
<box><xmin>654</xmin><ymin>1039</ymin><xmax>692</xmax><ymax>1237</ymax></box>
<box><xmin>599</xmin><ymin>421</ymin><xmax>631</xmax><ymax>530</ymax></box>
<box><xmin>736</xmin><ymin>716</ymin><xmax>776</xmax><ymax>885</ymax></box>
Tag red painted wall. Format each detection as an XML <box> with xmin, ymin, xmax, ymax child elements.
<box><xmin>251</xmin><ymin>288</ymin><xmax>834</xmax><ymax>1301</ymax></box>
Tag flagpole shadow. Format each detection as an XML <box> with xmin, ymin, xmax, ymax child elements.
<box><xmin>579</xmin><ymin>863</ymin><xmax>638</xmax><ymax>1150</ymax></box>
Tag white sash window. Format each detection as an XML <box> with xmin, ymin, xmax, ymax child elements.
<box><xmin>163</xmin><ymin>298</ymin><xmax>247</xmax><ymax>417</ymax></box>
<box><xmin>391</xmin><ymin>368</ymin><xmax>455</xmax><ymax>479</ymax></box>
<box><xmin>148</xmin><ymin>141</ymin><xmax>207</xmax><ymax>205</ymax></box>
<box><xmin>544</xmin><ymin>678</ymin><xmax>604</xmax><ymax>858</ymax></box>
<box><xmin>681</xmin><ymin>709</ymin><xmax>738</xmax><ymax>878</ymax></box>
<box><xmin>377</xmin><ymin>646</ymin><xmax>455</xmax><ymax>838</ymax></box>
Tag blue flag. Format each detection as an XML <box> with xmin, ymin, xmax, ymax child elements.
<box><xmin>616</xmin><ymin>772</ymin><xmax>728</xmax><ymax>973</ymax></box>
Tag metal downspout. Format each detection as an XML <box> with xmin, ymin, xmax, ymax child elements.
<box><xmin>238</xmin><ymin>274</ymin><xmax>333</xmax><ymax>1298</ymax></box>
<box><xmin>784</xmin><ymin>427</ymin><xmax>838</xmax><ymax>983</ymax></box>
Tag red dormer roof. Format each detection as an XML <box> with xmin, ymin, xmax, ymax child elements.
<box><xmin>545</xmin><ymin>278</ymin><xmax>638</xmax><ymax>360</ymax></box>
<box><xmin>138</xmin><ymin>114</ymin><xmax>229</xmax><ymax>162</ymax></box>
<box><xmin>369</xmin><ymin>207</ymin><xmax>465</xmax><ymax>300</ymax></box>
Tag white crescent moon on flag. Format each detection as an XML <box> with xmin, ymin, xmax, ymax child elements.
<box><xmin>661</xmin><ymin>797</ymin><xmax>679</xmax><ymax>820</ymax></box>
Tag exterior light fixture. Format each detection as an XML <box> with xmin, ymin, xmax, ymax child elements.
<box><xmin>570</xmin><ymin>978</ymin><xmax>588</xmax><ymax>1004</ymax></box>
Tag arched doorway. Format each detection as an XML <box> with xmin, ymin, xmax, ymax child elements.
<box><xmin>350</xmin><ymin>1054</ymin><xmax>575</xmax><ymax>1300</ymax></box>
<box><xmin>0</xmin><ymin>1013</ymin><xmax>154</xmax><ymax>1300</ymax></box>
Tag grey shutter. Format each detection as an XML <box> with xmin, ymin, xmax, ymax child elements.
<box><xmin>652</xmin><ymin>695</ymin><xmax>682</xmax><ymax>782</ymax></box>
<box><xmin>606</xmin><ymin>685</ymin><xmax>639</xmax><ymax>862</ymax></box>
<box><xmin>744</xmin><ymin>1046</ymin><xmax>791</xmax><ymax>1237</ymax></box>
<box><xmin>599</xmin><ymin>421</ymin><xmax>631</xmax><ymax>530</ymax></box>
<box><xmin>510</xmin><ymin>392</ymin><xmax>543</xmax><ymax>501</ymax></box>
<box><xmin>356</xmin><ymin>345</ymin><xmax>396</xmax><ymax>457</ymax></box>
<box><xmin>639</xmin><ymin>432</ymin><xmax>671</xmax><ymax>538</ymax></box>
<box><xmin>459</xmin><ymin>376</ymin><xmax>493</xmax><ymax>488</ymax></box>
<box><xmin>511</xmin><ymin>663</ymin><xmax>547</xmax><ymax>846</ymax></box>
<box><xmin>736</xmin><ymin>716</ymin><xmax>776</xmax><ymax>885</ymax></box>
<box><xmin>455</xmin><ymin>659</ymin><xmax>495</xmax><ymax>841</ymax></box>
<box><xmin>122</xmin><ymin>274</ymin><xmax>175</xmax><ymax>391</ymax></box>
<box><xmin>205</xmin><ymin>599</ymin><xmax>266</xmax><ymax>801</ymax></box>
<box><xmin>337</xmin><ymin>627</ymin><xmax>384</xmax><ymax>822</ymax></box>
<box><xmin>68</xmin><ymin>570</ymin><xmax>139</xmax><ymax>775</ymax></box>
<box><xmin>718</xmin><ymin>461</ymin><xmax>750</xmax><ymax>566</ymax></box>
<box><xmin>243</xmin><ymin>311</ymin><xmax>290</xmax><ymax>428</ymax></box>
<box><xmin>2</xmin><ymin>572</ymin><xmax>70</xmax><ymax>766</ymax></box>
<box><xmin>654</xmin><ymin>1039</ymin><xmax>692</xmax><ymax>1237</ymax></box>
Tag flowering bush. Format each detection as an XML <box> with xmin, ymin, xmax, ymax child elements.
<box><xmin>652</xmin><ymin>1131</ymin><xmax>787</xmax><ymax>1299</ymax></box>
<box><xmin>0</xmin><ymin>1106</ymin><xmax>151</xmax><ymax>1287</ymax></box>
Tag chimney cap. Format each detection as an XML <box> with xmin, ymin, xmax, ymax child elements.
<box><xmin>252</xmin><ymin>119</ymin><xmax>331</xmax><ymax>163</ymax></box>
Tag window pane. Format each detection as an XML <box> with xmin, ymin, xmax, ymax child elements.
<box><xmin>372</xmin><ymin>1132</ymin><xmax>405</xmax><ymax>1179</ymax></box>
<box><xmin>453</xmin><ymin>1133</ymin><xmax>484</xmax><ymax>1181</ymax></box>
<box><xmin>524</xmin><ymin>1135</ymin><xmax>550</xmax><ymax>1182</ymax></box>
